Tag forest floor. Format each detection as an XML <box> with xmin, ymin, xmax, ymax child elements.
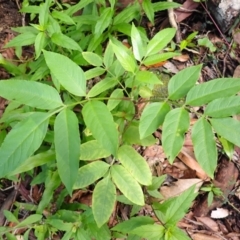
<box><xmin>1</xmin><ymin>0</ymin><xmax>240</xmax><ymax>239</ymax></box>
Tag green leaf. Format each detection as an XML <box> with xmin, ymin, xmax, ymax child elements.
<box><xmin>219</xmin><ymin>137</ymin><xmax>234</xmax><ymax>159</ymax></box>
<box><xmin>65</xmin><ymin>0</ymin><xmax>94</xmax><ymax>16</ymax></box>
<box><xmin>92</xmin><ymin>177</ymin><xmax>116</xmax><ymax>227</ymax></box>
<box><xmin>143</xmin><ymin>52</ymin><xmax>180</xmax><ymax>66</ymax></box>
<box><xmin>136</xmin><ymin>71</ymin><xmax>161</xmax><ymax>84</ymax></box>
<box><xmin>153</xmin><ymin>2</ymin><xmax>181</xmax><ymax>11</ymax></box>
<box><xmin>39</xmin><ymin>0</ymin><xmax>50</xmax><ymax>28</ymax></box>
<box><xmin>95</xmin><ymin>8</ymin><xmax>113</xmax><ymax>36</ymax></box>
<box><xmin>82</xmin><ymin>101</ymin><xmax>119</xmax><ymax>156</ymax></box>
<box><xmin>0</xmin><ymin>80</ymin><xmax>63</xmax><ymax>110</ymax></box>
<box><xmin>87</xmin><ymin>78</ymin><xmax>118</xmax><ymax>98</ymax></box>
<box><xmin>0</xmin><ymin>112</ymin><xmax>49</xmax><ymax>178</ymax></box>
<box><xmin>139</xmin><ymin>102</ymin><xmax>170</xmax><ymax>139</ymax></box>
<box><xmin>146</xmin><ymin>28</ymin><xmax>176</xmax><ymax>56</ymax></box>
<box><xmin>4</xmin><ymin>32</ymin><xmax>37</xmax><ymax>47</ymax></box>
<box><xmin>54</xmin><ymin>109</ymin><xmax>80</xmax><ymax>194</ymax></box>
<box><xmin>130</xmin><ymin>224</ymin><xmax>164</xmax><ymax>239</ymax></box>
<box><xmin>148</xmin><ymin>175</ymin><xmax>166</xmax><ymax>191</ymax></box>
<box><xmin>153</xmin><ymin>185</ymin><xmax>197</xmax><ymax>225</ymax></box>
<box><xmin>168</xmin><ymin>64</ymin><xmax>202</xmax><ymax>100</ymax></box>
<box><xmin>117</xmin><ymin>145</ymin><xmax>152</xmax><ymax>186</ymax></box>
<box><xmin>111</xmin><ymin>165</ymin><xmax>144</xmax><ymax>206</ymax></box>
<box><xmin>142</xmin><ymin>0</ymin><xmax>154</xmax><ymax>24</ymax></box>
<box><xmin>52</xmin><ymin>10</ymin><xmax>76</xmax><ymax>25</ymax></box>
<box><xmin>43</xmin><ymin>50</ymin><xmax>86</xmax><ymax>96</ymax></box>
<box><xmin>210</xmin><ymin>118</ymin><xmax>240</xmax><ymax>147</ymax></box>
<box><xmin>84</xmin><ymin>67</ymin><xmax>106</xmax><ymax>80</ymax></box>
<box><xmin>103</xmin><ymin>42</ymin><xmax>114</xmax><ymax>69</ymax></box>
<box><xmin>34</xmin><ymin>31</ymin><xmax>47</xmax><ymax>59</ymax></box>
<box><xmin>51</xmin><ymin>33</ymin><xmax>82</xmax><ymax>51</ymax></box>
<box><xmin>111</xmin><ymin>216</ymin><xmax>154</xmax><ymax>233</ymax></box>
<box><xmin>74</xmin><ymin>161</ymin><xmax>110</xmax><ymax>189</ymax></box>
<box><xmin>191</xmin><ymin>117</ymin><xmax>217</xmax><ymax>178</ymax></box>
<box><xmin>80</xmin><ymin>140</ymin><xmax>111</xmax><ymax>161</ymax></box>
<box><xmin>205</xmin><ymin>96</ymin><xmax>240</xmax><ymax>117</ymax></box>
<box><xmin>16</xmin><ymin>214</ymin><xmax>42</xmax><ymax>228</ymax></box>
<box><xmin>7</xmin><ymin>150</ymin><xmax>55</xmax><ymax>177</ymax></box>
<box><xmin>82</xmin><ymin>52</ymin><xmax>103</xmax><ymax>67</ymax></box>
<box><xmin>198</xmin><ymin>37</ymin><xmax>216</xmax><ymax>52</ymax></box>
<box><xmin>131</xmin><ymin>24</ymin><xmax>146</xmax><ymax>61</ymax></box>
<box><xmin>107</xmin><ymin>89</ymin><xmax>124</xmax><ymax>111</ymax></box>
<box><xmin>4</xmin><ymin>210</ymin><xmax>19</xmax><ymax>223</ymax></box>
<box><xmin>162</xmin><ymin>108</ymin><xmax>189</xmax><ymax>163</ymax></box>
<box><xmin>37</xmin><ymin>170</ymin><xmax>61</xmax><ymax>213</ymax></box>
<box><xmin>186</xmin><ymin>78</ymin><xmax>240</xmax><ymax>106</ymax></box>
<box><xmin>165</xmin><ymin>226</ymin><xmax>191</xmax><ymax>240</ymax></box>
<box><xmin>113</xmin><ymin>4</ymin><xmax>140</xmax><ymax>25</ymax></box>
<box><xmin>122</xmin><ymin>121</ymin><xmax>156</xmax><ymax>146</ymax></box>
<box><xmin>110</xmin><ymin>39</ymin><xmax>137</xmax><ymax>73</ymax></box>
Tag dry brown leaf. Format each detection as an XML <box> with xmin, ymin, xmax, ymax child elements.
<box><xmin>173</xmin><ymin>54</ymin><xmax>190</xmax><ymax>62</ymax></box>
<box><xmin>160</xmin><ymin>178</ymin><xmax>203</xmax><ymax>199</ymax></box>
<box><xmin>178</xmin><ymin>147</ymin><xmax>209</xmax><ymax>180</ymax></box>
<box><xmin>174</xmin><ymin>0</ymin><xmax>200</xmax><ymax>23</ymax></box>
<box><xmin>196</xmin><ymin>217</ymin><xmax>219</xmax><ymax>232</ymax></box>
<box><xmin>191</xmin><ymin>233</ymin><xmax>221</xmax><ymax>240</ymax></box>
<box><xmin>163</xmin><ymin>61</ymin><xmax>179</xmax><ymax>74</ymax></box>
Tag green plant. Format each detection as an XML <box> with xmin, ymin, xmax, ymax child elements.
<box><xmin>0</xmin><ymin>0</ymin><xmax>240</xmax><ymax>239</ymax></box>
<box><xmin>180</xmin><ymin>31</ymin><xmax>198</xmax><ymax>51</ymax></box>
<box><xmin>201</xmin><ymin>183</ymin><xmax>223</xmax><ymax>206</ymax></box>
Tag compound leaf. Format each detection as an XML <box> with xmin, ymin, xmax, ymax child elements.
<box><xmin>191</xmin><ymin>117</ymin><xmax>217</xmax><ymax>178</ymax></box>
<box><xmin>162</xmin><ymin>108</ymin><xmax>189</xmax><ymax>163</ymax></box>
<box><xmin>93</xmin><ymin>177</ymin><xmax>116</xmax><ymax>228</ymax></box>
<box><xmin>186</xmin><ymin>78</ymin><xmax>240</xmax><ymax>106</ymax></box>
<box><xmin>111</xmin><ymin>165</ymin><xmax>144</xmax><ymax>206</ymax></box>
<box><xmin>82</xmin><ymin>101</ymin><xmax>119</xmax><ymax>156</ymax></box>
<box><xmin>117</xmin><ymin>145</ymin><xmax>152</xmax><ymax>186</ymax></box>
<box><xmin>54</xmin><ymin>109</ymin><xmax>80</xmax><ymax>194</ymax></box>
<box><xmin>0</xmin><ymin>80</ymin><xmax>63</xmax><ymax>110</ymax></box>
